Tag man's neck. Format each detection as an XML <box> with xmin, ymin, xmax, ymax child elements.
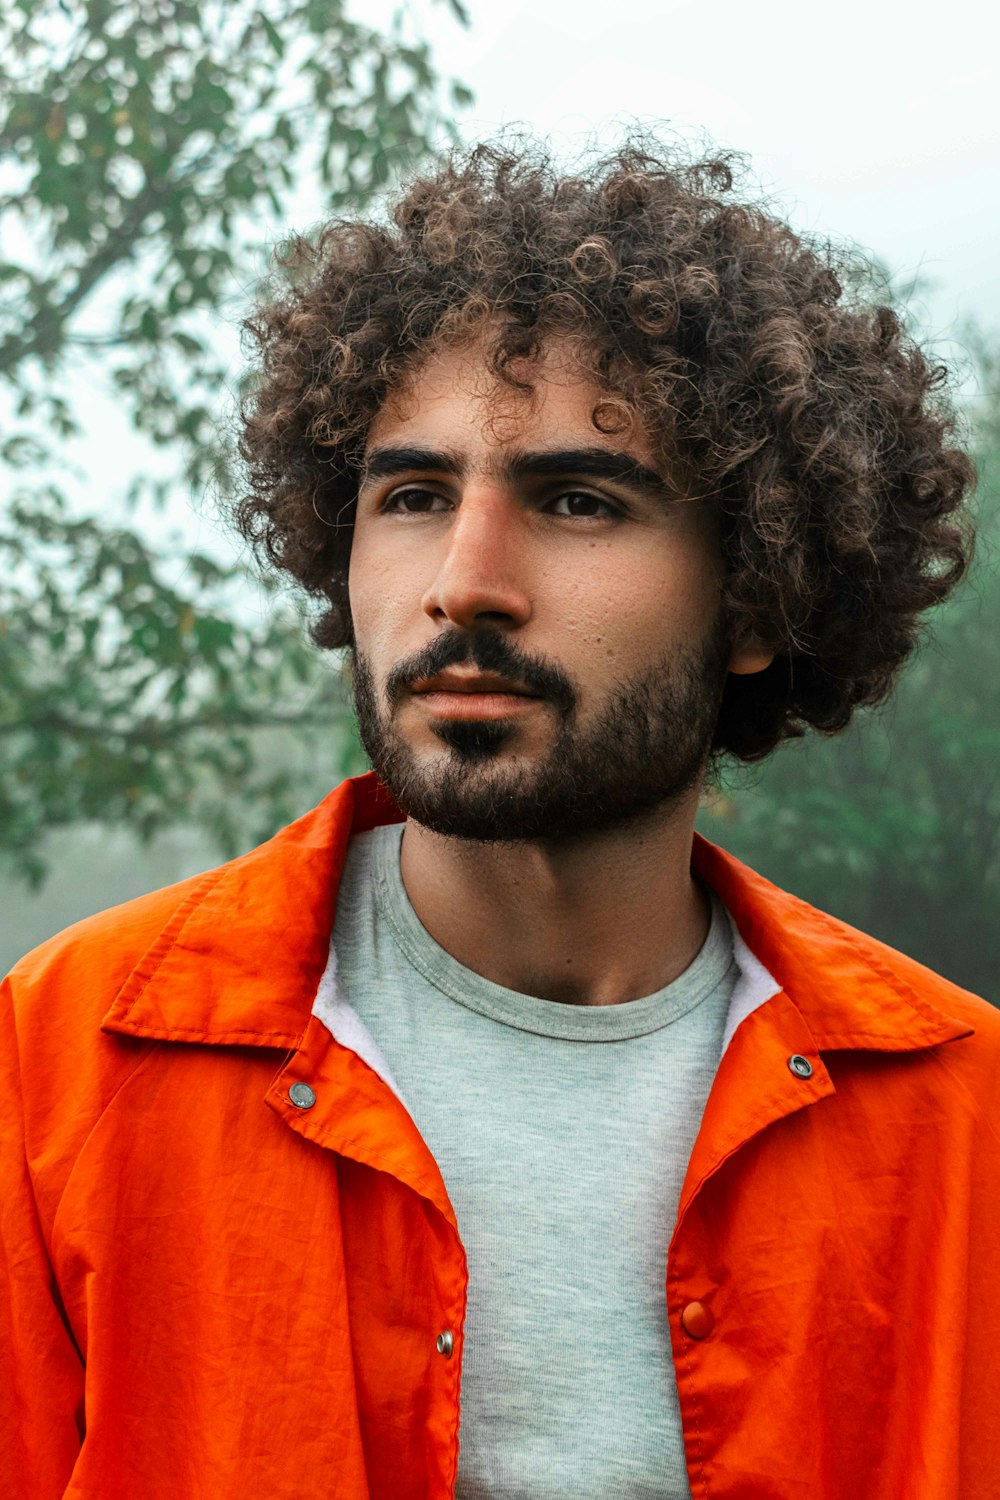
<box><xmin>397</xmin><ymin>796</ymin><xmax>709</xmax><ymax>1007</ymax></box>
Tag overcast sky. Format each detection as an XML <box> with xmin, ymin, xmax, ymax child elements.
<box><xmin>418</xmin><ymin>0</ymin><xmax>997</xmax><ymax>345</ymax></box>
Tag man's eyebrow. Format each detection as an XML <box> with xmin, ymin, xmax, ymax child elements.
<box><xmin>505</xmin><ymin>448</ymin><xmax>674</xmax><ymax>500</ymax></box>
<box><xmin>360</xmin><ymin>446</ymin><xmax>465</xmax><ymax>486</ymax></box>
<box><xmin>360</xmin><ymin>444</ymin><xmax>674</xmax><ymax>500</ymax></box>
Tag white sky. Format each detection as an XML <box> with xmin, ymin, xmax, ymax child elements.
<box><xmin>23</xmin><ymin>0</ymin><xmax>1000</xmax><ymax>550</ymax></box>
<box><xmin>420</xmin><ymin>0</ymin><xmax>998</xmax><ymax>346</ymax></box>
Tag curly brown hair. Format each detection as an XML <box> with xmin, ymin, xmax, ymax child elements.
<box><xmin>236</xmin><ymin>137</ymin><xmax>975</xmax><ymax>761</ymax></box>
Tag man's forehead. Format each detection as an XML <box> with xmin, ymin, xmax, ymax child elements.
<box><xmin>393</xmin><ymin>331</ymin><xmax>591</xmax><ymax>394</ymax></box>
<box><xmin>363</xmin><ymin>336</ymin><xmax>653</xmax><ymax>465</ymax></box>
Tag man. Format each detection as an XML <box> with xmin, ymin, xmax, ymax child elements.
<box><xmin>2</xmin><ymin>140</ymin><xmax>997</xmax><ymax>1499</ymax></box>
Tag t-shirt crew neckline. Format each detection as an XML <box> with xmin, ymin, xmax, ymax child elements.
<box><xmin>370</xmin><ymin>823</ymin><xmax>737</xmax><ymax>1044</ymax></box>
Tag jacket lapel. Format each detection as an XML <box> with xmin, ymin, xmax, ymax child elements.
<box><xmin>678</xmin><ymin>835</ymin><xmax>975</xmax><ymax>1226</ymax></box>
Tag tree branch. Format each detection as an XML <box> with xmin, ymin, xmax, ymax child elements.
<box><xmin>0</xmin><ymin>131</ymin><xmax>228</xmax><ymax>378</ymax></box>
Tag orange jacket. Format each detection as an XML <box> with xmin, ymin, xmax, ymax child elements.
<box><xmin>2</xmin><ymin>772</ymin><xmax>999</xmax><ymax>1499</ymax></box>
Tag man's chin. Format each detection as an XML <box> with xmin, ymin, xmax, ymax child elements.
<box><xmin>428</xmin><ymin>716</ymin><xmax>520</xmax><ymax>763</ymax></box>
<box><xmin>371</xmin><ymin>749</ymin><xmax>684</xmax><ymax>846</ymax></box>
<box><xmin>367</xmin><ymin>743</ymin><xmax>554</xmax><ymax>843</ymax></box>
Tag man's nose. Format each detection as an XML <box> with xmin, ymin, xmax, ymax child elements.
<box><xmin>421</xmin><ymin>487</ymin><xmax>533</xmax><ymax>631</ymax></box>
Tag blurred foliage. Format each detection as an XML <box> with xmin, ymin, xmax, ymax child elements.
<box><xmin>699</xmin><ymin>329</ymin><xmax>1000</xmax><ymax>997</ymax></box>
<box><xmin>0</xmin><ymin>0</ymin><xmax>469</xmax><ymax>490</ymax></box>
<box><xmin>0</xmin><ymin>486</ymin><xmax>367</xmax><ymax>884</ymax></box>
<box><xmin>0</xmin><ymin>0</ymin><xmax>467</xmax><ymax>883</ymax></box>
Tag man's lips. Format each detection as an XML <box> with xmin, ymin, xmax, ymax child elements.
<box><xmin>411</xmin><ymin>671</ymin><xmax>540</xmax><ymax>697</ymax></box>
<box><xmin>409</xmin><ymin>671</ymin><xmax>543</xmax><ymax>719</ymax></box>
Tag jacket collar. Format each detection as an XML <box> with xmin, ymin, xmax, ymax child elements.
<box><xmin>694</xmin><ymin>837</ymin><xmax>973</xmax><ymax>1052</ymax></box>
<box><xmin>102</xmin><ymin>772</ymin><xmax>972</xmax><ymax>1056</ymax></box>
<box><xmin>102</xmin><ymin>773</ymin><xmax>403</xmax><ymax>1050</ymax></box>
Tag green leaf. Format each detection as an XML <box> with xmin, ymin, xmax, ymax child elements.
<box><xmin>259</xmin><ymin>10</ymin><xmax>286</xmax><ymax>57</ymax></box>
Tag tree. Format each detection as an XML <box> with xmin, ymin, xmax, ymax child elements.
<box><xmin>0</xmin><ymin>0</ymin><xmax>470</xmax><ymax>884</ymax></box>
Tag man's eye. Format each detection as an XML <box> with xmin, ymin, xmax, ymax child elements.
<box><xmin>384</xmin><ymin>488</ymin><xmax>448</xmax><ymax>514</ymax></box>
<box><xmin>549</xmin><ymin>491</ymin><xmax>619</xmax><ymax>518</ymax></box>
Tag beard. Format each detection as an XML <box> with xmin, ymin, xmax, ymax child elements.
<box><xmin>350</xmin><ymin>621</ymin><xmax>730</xmax><ymax>844</ymax></box>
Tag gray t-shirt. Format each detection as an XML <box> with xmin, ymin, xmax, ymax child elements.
<box><xmin>330</xmin><ymin>824</ymin><xmax>738</xmax><ymax>1499</ymax></box>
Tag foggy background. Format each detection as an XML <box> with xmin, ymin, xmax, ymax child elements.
<box><xmin>2</xmin><ymin>0</ymin><xmax>997</xmax><ymax>989</ymax></box>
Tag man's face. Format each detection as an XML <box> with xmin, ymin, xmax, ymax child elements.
<box><xmin>348</xmin><ymin>339</ymin><xmax>743</xmax><ymax>842</ymax></box>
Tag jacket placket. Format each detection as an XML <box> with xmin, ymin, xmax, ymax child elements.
<box><xmin>268</xmin><ymin>1011</ymin><xmax>469</xmax><ymax>1500</ymax></box>
<box><xmin>668</xmin><ymin>991</ymin><xmax>835</xmax><ymax>1497</ymax></box>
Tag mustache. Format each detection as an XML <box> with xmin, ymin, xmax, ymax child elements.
<box><xmin>384</xmin><ymin>629</ymin><xmax>577</xmax><ymax>715</ymax></box>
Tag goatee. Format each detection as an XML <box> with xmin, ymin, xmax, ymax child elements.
<box><xmin>351</xmin><ymin>622</ymin><xmax>730</xmax><ymax>844</ymax></box>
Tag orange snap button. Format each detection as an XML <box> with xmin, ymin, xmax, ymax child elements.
<box><xmin>681</xmin><ymin>1300</ymin><xmax>715</xmax><ymax>1339</ymax></box>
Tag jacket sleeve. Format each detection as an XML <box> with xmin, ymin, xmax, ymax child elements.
<box><xmin>0</xmin><ymin>974</ymin><xmax>84</xmax><ymax>1497</ymax></box>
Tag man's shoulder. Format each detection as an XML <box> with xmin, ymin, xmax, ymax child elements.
<box><xmin>782</xmin><ymin>877</ymin><xmax>998</xmax><ymax>1045</ymax></box>
<box><xmin>773</xmin><ymin>882</ymin><xmax>1000</xmax><ymax>1082</ymax></box>
<box><xmin>4</xmin><ymin>865</ymin><xmax>219</xmax><ymax>1032</ymax></box>
<box><xmin>0</xmin><ymin>790</ymin><xmax>351</xmax><ymax>1191</ymax></box>
<box><xmin>696</xmin><ymin>834</ymin><xmax>999</xmax><ymax>1059</ymax></box>
<box><xmin>2</xmin><ymin>775</ymin><xmax>385</xmax><ymax>1049</ymax></box>
<box><xmin>826</xmin><ymin>904</ymin><xmax>998</xmax><ymax>1034</ymax></box>
<box><xmin>1</xmin><ymin>871</ymin><xmax>231</xmax><ymax>1214</ymax></box>
<box><xmin>3</xmin><ymin>777</ymin><xmax>362</xmax><ymax>1005</ymax></box>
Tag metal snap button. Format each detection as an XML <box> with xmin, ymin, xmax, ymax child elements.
<box><xmin>436</xmin><ymin>1330</ymin><xmax>454</xmax><ymax>1358</ymax></box>
<box><xmin>289</xmin><ymin>1081</ymin><xmax>317</xmax><ymax>1109</ymax></box>
<box><xmin>787</xmin><ymin>1054</ymin><xmax>813</xmax><ymax>1079</ymax></box>
<box><xmin>681</xmin><ymin>1301</ymin><xmax>715</xmax><ymax>1339</ymax></box>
